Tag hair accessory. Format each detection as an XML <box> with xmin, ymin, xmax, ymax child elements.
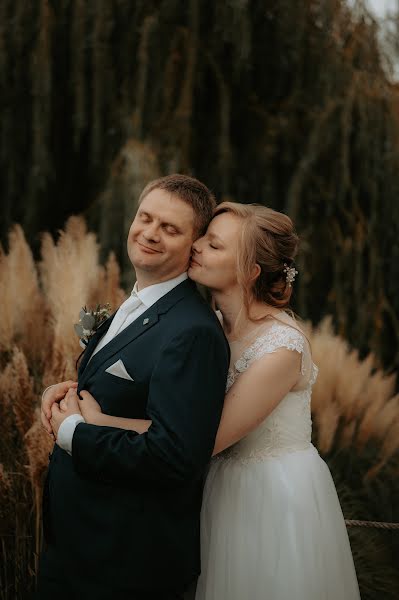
<box><xmin>283</xmin><ymin>263</ymin><xmax>298</xmax><ymax>287</ymax></box>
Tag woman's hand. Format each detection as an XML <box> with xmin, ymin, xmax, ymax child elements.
<box><xmin>60</xmin><ymin>388</ymin><xmax>103</xmax><ymax>425</ymax></box>
<box><xmin>78</xmin><ymin>390</ymin><xmax>103</xmax><ymax>424</ymax></box>
<box><xmin>60</xmin><ymin>388</ymin><xmax>153</xmax><ymax>433</ymax></box>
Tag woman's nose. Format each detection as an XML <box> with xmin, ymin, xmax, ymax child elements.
<box><xmin>192</xmin><ymin>238</ymin><xmax>202</xmax><ymax>254</ymax></box>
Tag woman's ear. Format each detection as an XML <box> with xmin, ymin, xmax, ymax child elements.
<box><xmin>250</xmin><ymin>263</ymin><xmax>261</xmax><ymax>282</ymax></box>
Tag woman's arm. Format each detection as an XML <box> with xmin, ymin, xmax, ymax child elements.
<box><xmin>63</xmin><ymin>390</ymin><xmax>153</xmax><ymax>434</ymax></box>
<box><xmin>212</xmin><ymin>348</ymin><xmax>301</xmax><ymax>456</ymax></box>
<box><xmin>90</xmin><ymin>412</ymin><xmax>152</xmax><ymax>434</ymax></box>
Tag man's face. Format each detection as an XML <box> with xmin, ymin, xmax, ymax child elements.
<box><xmin>127</xmin><ymin>188</ymin><xmax>196</xmax><ymax>284</ymax></box>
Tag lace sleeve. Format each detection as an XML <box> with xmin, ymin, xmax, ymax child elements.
<box><xmin>234</xmin><ymin>324</ymin><xmax>310</xmax><ymax>380</ymax></box>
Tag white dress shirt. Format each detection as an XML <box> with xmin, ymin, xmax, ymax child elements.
<box><xmin>53</xmin><ymin>272</ymin><xmax>188</xmax><ymax>455</ymax></box>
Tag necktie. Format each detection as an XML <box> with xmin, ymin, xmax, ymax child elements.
<box><xmin>90</xmin><ymin>291</ymin><xmax>142</xmax><ymax>359</ymax></box>
<box><xmin>105</xmin><ymin>291</ymin><xmax>143</xmax><ymax>339</ymax></box>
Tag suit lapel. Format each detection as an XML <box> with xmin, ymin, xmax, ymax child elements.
<box><xmin>78</xmin><ymin>312</ymin><xmax>116</xmax><ymax>377</ymax></box>
<box><xmin>77</xmin><ymin>278</ymin><xmax>197</xmax><ymax>391</ymax></box>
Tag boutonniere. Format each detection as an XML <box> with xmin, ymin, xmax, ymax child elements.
<box><xmin>74</xmin><ymin>303</ymin><xmax>111</xmax><ymax>348</ymax></box>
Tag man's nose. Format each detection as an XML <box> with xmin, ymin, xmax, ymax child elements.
<box><xmin>143</xmin><ymin>224</ymin><xmax>160</xmax><ymax>243</ymax></box>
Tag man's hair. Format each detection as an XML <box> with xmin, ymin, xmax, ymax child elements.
<box><xmin>138</xmin><ymin>174</ymin><xmax>216</xmax><ymax>237</ymax></box>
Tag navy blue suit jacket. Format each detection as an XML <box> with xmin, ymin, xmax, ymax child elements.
<box><xmin>43</xmin><ymin>279</ymin><xmax>230</xmax><ymax>593</ymax></box>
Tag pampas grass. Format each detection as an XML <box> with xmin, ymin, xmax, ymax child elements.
<box><xmin>0</xmin><ymin>226</ymin><xmax>46</xmax><ymax>369</ymax></box>
<box><xmin>307</xmin><ymin>317</ymin><xmax>399</xmax><ymax>598</ymax></box>
<box><xmin>40</xmin><ymin>216</ymin><xmax>107</xmax><ymax>383</ymax></box>
<box><xmin>5</xmin><ymin>347</ymin><xmax>36</xmax><ymax>439</ymax></box>
<box><xmin>0</xmin><ymin>217</ymin><xmax>125</xmax><ymax>599</ymax></box>
<box><xmin>307</xmin><ymin>317</ymin><xmax>399</xmax><ymax>477</ymax></box>
<box><xmin>25</xmin><ymin>414</ymin><xmax>54</xmax><ymax>574</ymax></box>
<box><xmin>0</xmin><ymin>220</ymin><xmax>397</xmax><ymax>598</ymax></box>
<box><xmin>0</xmin><ymin>345</ymin><xmax>36</xmax><ymax>600</ymax></box>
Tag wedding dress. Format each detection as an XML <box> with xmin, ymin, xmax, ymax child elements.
<box><xmin>195</xmin><ymin>320</ymin><xmax>361</xmax><ymax>600</ymax></box>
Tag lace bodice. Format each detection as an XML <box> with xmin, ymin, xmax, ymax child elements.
<box><xmin>217</xmin><ymin>322</ymin><xmax>318</xmax><ymax>463</ymax></box>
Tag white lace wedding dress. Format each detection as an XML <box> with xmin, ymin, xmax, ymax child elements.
<box><xmin>195</xmin><ymin>321</ymin><xmax>361</xmax><ymax>600</ymax></box>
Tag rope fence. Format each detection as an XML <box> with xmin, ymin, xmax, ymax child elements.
<box><xmin>1</xmin><ymin>521</ymin><xmax>399</xmax><ymax>538</ymax></box>
<box><xmin>345</xmin><ymin>520</ymin><xmax>399</xmax><ymax>530</ymax></box>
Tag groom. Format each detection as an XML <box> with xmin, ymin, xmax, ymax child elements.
<box><xmin>37</xmin><ymin>174</ymin><xmax>230</xmax><ymax>599</ymax></box>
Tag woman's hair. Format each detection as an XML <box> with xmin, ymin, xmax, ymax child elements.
<box><xmin>213</xmin><ymin>201</ymin><xmax>299</xmax><ymax>317</ymax></box>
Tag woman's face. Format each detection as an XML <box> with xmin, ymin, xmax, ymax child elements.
<box><xmin>189</xmin><ymin>212</ymin><xmax>242</xmax><ymax>291</ymax></box>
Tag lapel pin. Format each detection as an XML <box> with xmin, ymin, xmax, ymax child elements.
<box><xmin>143</xmin><ymin>318</ymin><xmax>150</xmax><ymax>325</ymax></box>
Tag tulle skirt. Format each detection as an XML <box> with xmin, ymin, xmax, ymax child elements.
<box><xmin>195</xmin><ymin>444</ymin><xmax>361</xmax><ymax>600</ymax></box>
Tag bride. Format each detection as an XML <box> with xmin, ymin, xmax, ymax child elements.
<box><xmin>189</xmin><ymin>202</ymin><xmax>361</xmax><ymax>600</ymax></box>
<box><xmin>63</xmin><ymin>201</ymin><xmax>361</xmax><ymax>599</ymax></box>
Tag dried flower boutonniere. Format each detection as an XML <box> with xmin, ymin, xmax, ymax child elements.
<box><xmin>74</xmin><ymin>303</ymin><xmax>111</xmax><ymax>348</ymax></box>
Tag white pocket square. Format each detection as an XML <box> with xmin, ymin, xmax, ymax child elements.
<box><xmin>105</xmin><ymin>359</ymin><xmax>134</xmax><ymax>381</ymax></box>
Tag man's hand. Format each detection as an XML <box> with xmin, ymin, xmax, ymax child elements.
<box><xmin>41</xmin><ymin>380</ymin><xmax>78</xmax><ymax>436</ymax></box>
<box><xmin>50</xmin><ymin>387</ymin><xmax>82</xmax><ymax>438</ymax></box>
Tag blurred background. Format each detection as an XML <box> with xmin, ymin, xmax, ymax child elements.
<box><xmin>0</xmin><ymin>1</ymin><xmax>398</xmax><ymax>598</ymax></box>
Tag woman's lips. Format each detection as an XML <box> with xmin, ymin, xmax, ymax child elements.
<box><xmin>190</xmin><ymin>257</ymin><xmax>201</xmax><ymax>267</ymax></box>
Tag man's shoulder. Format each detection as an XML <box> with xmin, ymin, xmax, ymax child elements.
<box><xmin>154</xmin><ymin>279</ymin><xmax>228</xmax><ymax>350</ymax></box>
<box><xmin>156</xmin><ymin>292</ymin><xmax>221</xmax><ymax>345</ymax></box>
<box><xmin>170</xmin><ymin>286</ymin><xmax>219</xmax><ymax>328</ymax></box>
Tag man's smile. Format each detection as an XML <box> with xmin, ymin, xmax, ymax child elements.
<box><xmin>136</xmin><ymin>240</ymin><xmax>163</xmax><ymax>254</ymax></box>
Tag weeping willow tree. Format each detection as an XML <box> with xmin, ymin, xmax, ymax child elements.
<box><xmin>1</xmin><ymin>0</ymin><xmax>397</xmax><ymax>371</ymax></box>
